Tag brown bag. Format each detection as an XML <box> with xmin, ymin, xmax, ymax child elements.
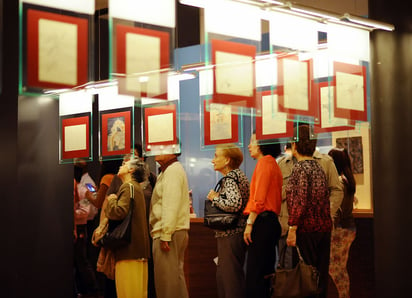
<box><xmin>96</xmin><ymin>248</ymin><xmax>115</xmax><ymax>280</ymax></box>
<box><xmin>271</xmin><ymin>246</ymin><xmax>319</xmax><ymax>297</ymax></box>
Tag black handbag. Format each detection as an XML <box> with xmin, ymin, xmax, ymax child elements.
<box><xmin>99</xmin><ymin>183</ymin><xmax>134</xmax><ymax>250</ymax></box>
<box><xmin>203</xmin><ymin>175</ymin><xmax>240</xmax><ymax>230</ymax></box>
<box><xmin>271</xmin><ymin>245</ymin><xmax>319</xmax><ymax>297</ymax></box>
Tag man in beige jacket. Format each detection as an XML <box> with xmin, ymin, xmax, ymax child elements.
<box><xmin>150</xmin><ymin>152</ymin><xmax>190</xmax><ymax>298</ymax></box>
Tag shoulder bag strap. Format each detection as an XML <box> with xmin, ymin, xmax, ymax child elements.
<box><xmin>214</xmin><ymin>172</ymin><xmax>243</xmax><ymax>214</ymax></box>
<box><xmin>128</xmin><ymin>183</ymin><xmax>134</xmax><ymax>200</ymax></box>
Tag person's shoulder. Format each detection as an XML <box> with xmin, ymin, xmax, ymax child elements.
<box><xmin>313</xmin><ymin>150</ymin><xmax>333</xmax><ymax>162</ymax></box>
<box><xmin>277</xmin><ymin>153</ymin><xmax>293</xmax><ymax>166</ymax></box>
<box><xmin>168</xmin><ymin>161</ymin><xmax>185</xmax><ymax>172</ymax></box>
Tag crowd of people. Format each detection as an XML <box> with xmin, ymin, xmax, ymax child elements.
<box><xmin>73</xmin><ymin>124</ymin><xmax>357</xmax><ymax>298</ymax></box>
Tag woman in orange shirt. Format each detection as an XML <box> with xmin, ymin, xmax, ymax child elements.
<box><xmin>243</xmin><ymin>133</ymin><xmax>283</xmax><ymax>298</ymax></box>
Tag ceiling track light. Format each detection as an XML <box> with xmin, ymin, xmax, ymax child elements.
<box><xmin>179</xmin><ymin>0</ymin><xmax>395</xmax><ymax>31</ymax></box>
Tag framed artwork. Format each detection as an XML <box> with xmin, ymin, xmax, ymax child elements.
<box><xmin>115</xmin><ymin>23</ymin><xmax>171</xmax><ymax>99</ymax></box>
<box><xmin>255</xmin><ymin>90</ymin><xmax>294</xmax><ymax>140</ymax></box>
<box><xmin>100</xmin><ymin>108</ymin><xmax>132</xmax><ymax>157</ymax></box>
<box><xmin>313</xmin><ymin>80</ymin><xmax>356</xmax><ymax>133</ymax></box>
<box><xmin>211</xmin><ymin>39</ymin><xmax>257</xmax><ymax>108</ymax></box>
<box><xmin>60</xmin><ymin>113</ymin><xmax>91</xmax><ymax>160</ymax></box>
<box><xmin>277</xmin><ymin>54</ymin><xmax>316</xmax><ymax>117</ymax></box>
<box><xmin>332</xmin><ymin>123</ymin><xmax>372</xmax><ymax>215</ymax></box>
<box><xmin>23</xmin><ymin>5</ymin><xmax>90</xmax><ymax>92</ymax></box>
<box><xmin>334</xmin><ymin>61</ymin><xmax>368</xmax><ymax>122</ymax></box>
<box><xmin>336</xmin><ymin>136</ymin><xmax>364</xmax><ymax>174</ymax></box>
<box><xmin>203</xmin><ymin>100</ymin><xmax>239</xmax><ymax>146</ymax></box>
<box><xmin>144</xmin><ymin>102</ymin><xmax>177</xmax><ymax>151</ymax></box>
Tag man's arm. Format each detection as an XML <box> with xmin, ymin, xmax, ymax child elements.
<box><xmin>316</xmin><ymin>152</ymin><xmax>344</xmax><ymax>219</ymax></box>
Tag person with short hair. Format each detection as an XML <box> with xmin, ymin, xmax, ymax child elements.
<box><xmin>149</xmin><ymin>151</ymin><xmax>190</xmax><ymax>298</ymax></box>
<box><xmin>105</xmin><ymin>158</ymin><xmax>151</xmax><ymax>298</ymax></box>
<box><xmin>286</xmin><ymin>125</ymin><xmax>332</xmax><ymax>298</ymax></box>
<box><xmin>207</xmin><ymin>144</ymin><xmax>250</xmax><ymax>298</ymax></box>
<box><xmin>243</xmin><ymin>134</ymin><xmax>283</xmax><ymax>298</ymax></box>
<box><xmin>277</xmin><ymin>126</ymin><xmax>343</xmax><ymax>271</ymax></box>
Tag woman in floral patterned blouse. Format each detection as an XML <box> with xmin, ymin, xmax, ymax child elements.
<box><xmin>207</xmin><ymin>144</ymin><xmax>250</xmax><ymax>298</ymax></box>
<box><xmin>286</xmin><ymin>125</ymin><xmax>332</xmax><ymax>298</ymax></box>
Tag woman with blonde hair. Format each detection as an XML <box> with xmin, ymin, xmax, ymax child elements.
<box><xmin>207</xmin><ymin>144</ymin><xmax>250</xmax><ymax>298</ymax></box>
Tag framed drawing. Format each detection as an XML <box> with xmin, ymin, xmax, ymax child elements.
<box><xmin>203</xmin><ymin>99</ymin><xmax>239</xmax><ymax>146</ymax></box>
<box><xmin>60</xmin><ymin>113</ymin><xmax>91</xmax><ymax>160</ymax></box>
<box><xmin>115</xmin><ymin>23</ymin><xmax>171</xmax><ymax>99</ymax></box>
<box><xmin>277</xmin><ymin>54</ymin><xmax>316</xmax><ymax>117</ymax></box>
<box><xmin>211</xmin><ymin>39</ymin><xmax>257</xmax><ymax>108</ymax></box>
<box><xmin>23</xmin><ymin>5</ymin><xmax>91</xmax><ymax>92</ymax></box>
<box><xmin>100</xmin><ymin>108</ymin><xmax>132</xmax><ymax>157</ymax></box>
<box><xmin>334</xmin><ymin>61</ymin><xmax>368</xmax><ymax>122</ymax></box>
<box><xmin>332</xmin><ymin>123</ymin><xmax>372</xmax><ymax>215</ymax></box>
<box><xmin>144</xmin><ymin>102</ymin><xmax>177</xmax><ymax>151</ymax></box>
<box><xmin>313</xmin><ymin>80</ymin><xmax>356</xmax><ymax>133</ymax></box>
<box><xmin>255</xmin><ymin>90</ymin><xmax>294</xmax><ymax>140</ymax></box>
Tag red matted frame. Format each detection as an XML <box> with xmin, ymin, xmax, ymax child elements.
<box><xmin>100</xmin><ymin>108</ymin><xmax>132</xmax><ymax>157</ymax></box>
<box><xmin>26</xmin><ymin>8</ymin><xmax>89</xmax><ymax>89</ymax></box>
<box><xmin>255</xmin><ymin>90</ymin><xmax>294</xmax><ymax>140</ymax></box>
<box><xmin>277</xmin><ymin>54</ymin><xmax>316</xmax><ymax>117</ymax></box>
<box><xmin>314</xmin><ymin>80</ymin><xmax>356</xmax><ymax>133</ymax></box>
<box><xmin>61</xmin><ymin>114</ymin><xmax>90</xmax><ymax>160</ymax></box>
<box><xmin>204</xmin><ymin>99</ymin><xmax>239</xmax><ymax>146</ymax></box>
<box><xmin>116</xmin><ymin>24</ymin><xmax>170</xmax><ymax>99</ymax></box>
<box><xmin>211</xmin><ymin>39</ymin><xmax>257</xmax><ymax>108</ymax></box>
<box><xmin>333</xmin><ymin>61</ymin><xmax>368</xmax><ymax>122</ymax></box>
<box><xmin>144</xmin><ymin>103</ymin><xmax>177</xmax><ymax>151</ymax></box>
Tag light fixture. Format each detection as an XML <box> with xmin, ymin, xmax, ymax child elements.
<box><xmin>289</xmin><ymin>3</ymin><xmax>341</xmax><ymax>22</ymax></box>
<box><xmin>341</xmin><ymin>13</ymin><xmax>395</xmax><ymax>31</ymax></box>
<box><xmin>179</xmin><ymin>0</ymin><xmax>395</xmax><ymax>32</ymax></box>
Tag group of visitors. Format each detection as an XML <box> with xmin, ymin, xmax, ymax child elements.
<box><xmin>74</xmin><ymin>144</ymin><xmax>189</xmax><ymax>298</ymax></box>
<box><xmin>73</xmin><ymin>123</ymin><xmax>357</xmax><ymax>298</ymax></box>
<box><xmin>207</xmin><ymin>124</ymin><xmax>357</xmax><ymax>298</ymax></box>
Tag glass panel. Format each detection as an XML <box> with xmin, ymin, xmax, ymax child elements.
<box><xmin>141</xmin><ymin>100</ymin><xmax>181</xmax><ymax>157</ymax></box>
<box><xmin>19</xmin><ymin>2</ymin><xmax>94</xmax><ymax>95</ymax></box>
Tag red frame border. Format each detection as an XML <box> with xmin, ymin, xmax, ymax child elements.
<box><xmin>277</xmin><ymin>54</ymin><xmax>316</xmax><ymax>117</ymax></box>
<box><xmin>27</xmin><ymin>8</ymin><xmax>89</xmax><ymax>89</ymax></box>
<box><xmin>101</xmin><ymin>110</ymin><xmax>132</xmax><ymax>157</ymax></box>
<box><xmin>61</xmin><ymin>115</ymin><xmax>90</xmax><ymax>160</ymax></box>
<box><xmin>116</xmin><ymin>24</ymin><xmax>170</xmax><ymax>99</ymax></box>
<box><xmin>144</xmin><ymin>103</ymin><xmax>177</xmax><ymax>151</ymax></box>
<box><xmin>313</xmin><ymin>81</ymin><xmax>356</xmax><ymax>133</ymax></box>
<box><xmin>333</xmin><ymin>61</ymin><xmax>368</xmax><ymax>122</ymax></box>
<box><xmin>255</xmin><ymin>90</ymin><xmax>294</xmax><ymax>140</ymax></box>
<box><xmin>204</xmin><ymin>100</ymin><xmax>239</xmax><ymax>146</ymax></box>
<box><xmin>211</xmin><ymin>39</ymin><xmax>257</xmax><ymax>108</ymax></box>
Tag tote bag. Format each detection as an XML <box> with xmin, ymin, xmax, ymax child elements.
<box><xmin>271</xmin><ymin>246</ymin><xmax>319</xmax><ymax>297</ymax></box>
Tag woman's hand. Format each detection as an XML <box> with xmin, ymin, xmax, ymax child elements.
<box><xmin>107</xmin><ymin>193</ymin><xmax>117</xmax><ymax>202</ymax></box>
<box><xmin>207</xmin><ymin>190</ymin><xmax>218</xmax><ymax>201</ymax></box>
<box><xmin>286</xmin><ymin>230</ymin><xmax>296</xmax><ymax>247</ymax></box>
<box><xmin>243</xmin><ymin>224</ymin><xmax>253</xmax><ymax>245</ymax></box>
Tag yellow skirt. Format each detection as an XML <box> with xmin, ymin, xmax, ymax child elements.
<box><xmin>115</xmin><ymin>259</ymin><xmax>148</xmax><ymax>298</ymax></box>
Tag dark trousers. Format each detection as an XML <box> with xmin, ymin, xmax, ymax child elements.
<box><xmin>295</xmin><ymin>231</ymin><xmax>331</xmax><ymax>298</ymax></box>
<box><xmin>246</xmin><ymin>211</ymin><xmax>281</xmax><ymax>298</ymax></box>
<box><xmin>74</xmin><ymin>224</ymin><xmax>98</xmax><ymax>296</ymax></box>
<box><xmin>216</xmin><ymin>233</ymin><xmax>247</xmax><ymax>298</ymax></box>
